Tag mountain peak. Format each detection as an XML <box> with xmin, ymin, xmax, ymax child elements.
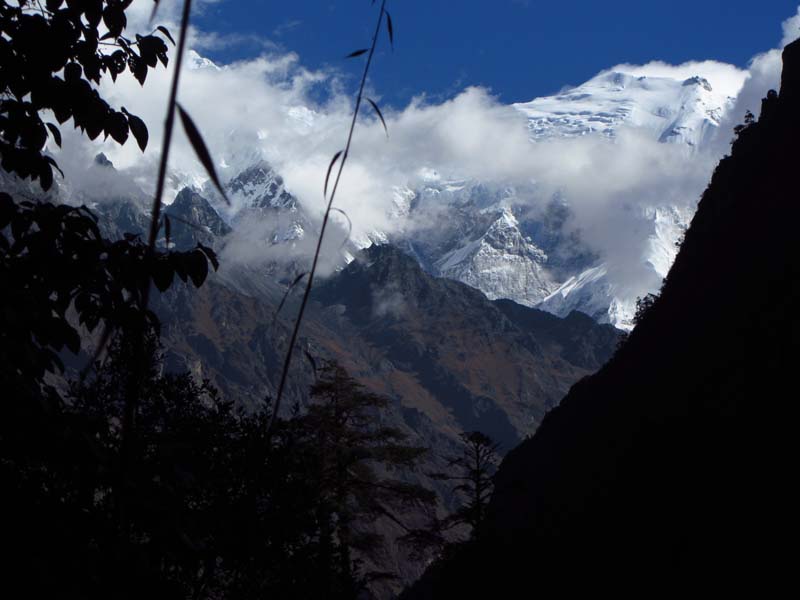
<box><xmin>514</xmin><ymin>64</ymin><xmax>738</xmax><ymax>147</ymax></box>
<box><xmin>186</xmin><ymin>49</ymin><xmax>219</xmax><ymax>71</ymax></box>
<box><xmin>228</xmin><ymin>161</ymin><xmax>297</xmax><ymax>211</ymax></box>
<box><xmin>93</xmin><ymin>153</ymin><xmax>114</xmax><ymax>169</ymax></box>
<box><xmin>165</xmin><ymin>187</ymin><xmax>231</xmax><ymax>249</ymax></box>
<box><xmin>682</xmin><ymin>75</ymin><xmax>713</xmax><ymax>91</ymax></box>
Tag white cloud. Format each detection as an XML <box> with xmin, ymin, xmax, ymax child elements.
<box><xmin>708</xmin><ymin>5</ymin><xmax>800</xmax><ymax>153</ymax></box>
<box><xmin>782</xmin><ymin>6</ymin><xmax>800</xmax><ymax>47</ymax></box>
<box><xmin>48</xmin><ymin>1</ymin><xmax>800</xmax><ymax>297</ymax></box>
<box><xmin>608</xmin><ymin>59</ymin><xmax>747</xmax><ymax>99</ymax></box>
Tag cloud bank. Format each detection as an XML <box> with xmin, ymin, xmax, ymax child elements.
<box><xmin>48</xmin><ymin>1</ymin><xmax>800</xmax><ymax>298</ymax></box>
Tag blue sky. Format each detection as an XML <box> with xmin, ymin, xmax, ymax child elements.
<box><xmin>83</xmin><ymin>0</ymin><xmax>798</xmax><ymax>313</ymax></box>
<box><xmin>194</xmin><ymin>0</ymin><xmax>800</xmax><ymax>106</ymax></box>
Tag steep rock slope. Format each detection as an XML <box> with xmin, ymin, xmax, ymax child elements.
<box><xmin>148</xmin><ymin>241</ymin><xmax>619</xmax><ymax>450</ymax></box>
<box><xmin>406</xmin><ymin>40</ymin><xmax>800</xmax><ymax>596</ymax></box>
<box><xmin>312</xmin><ymin>244</ymin><xmax>619</xmax><ymax>447</ymax></box>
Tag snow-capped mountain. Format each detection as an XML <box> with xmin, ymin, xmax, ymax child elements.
<box><xmin>110</xmin><ymin>51</ymin><xmax>746</xmax><ymax>331</ymax></box>
<box><xmin>536</xmin><ymin>204</ymin><xmax>691</xmax><ymax>329</ymax></box>
<box><xmin>378</xmin><ymin>64</ymin><xmax>743</xmax><ymax>329</ymax></box>
<box><xmin>391</xmin><ymin>178</ymin><xmax>580</xmax><ymax>308</ymax></box>
<box><xmin>514</xmin><ymin>68</ymin><xmax>738</xmax><ymax>147</ymax></box>
<box><xmin>225</xmin><ymin>161</ymin><xmax>309</xmax><ymax>245</ymax></box>
<box><xmin>434</xmin><ymin>208</ymin><xmax>556</xmax><ymax>306</ymax></box>
<box><xmin>494</xmin><ymin>66</ymin><xmax>741</xmax><ymax>328</ymax></box>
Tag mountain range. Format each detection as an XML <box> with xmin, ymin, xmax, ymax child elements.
<box><xmin>30</xmin><ymin>155</ymin><xmax>617</xmax><ymax>594</ymax></box>
<box><xmin>9</xmin><ymin>43</ymin><xmax>765</xmax><ymax>596</ymax></box>
<box><xmin>157</xmin><ymin>51</ymin><xmax>746</xmax><ymax>330</ymax></box>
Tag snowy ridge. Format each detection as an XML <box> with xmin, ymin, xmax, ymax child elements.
<box><xmin>514</xmin><ymin>67</ymin><xmax>742</xmax><ymax>148</ymax></box>
<box><xmin>645</xmin><ymin>205</ymin><xmax>692</xmax><ymax>277</ymax></box>
<box><xmin>434</xmin><ymin>208</ymin><xmax>556</xmax><ymax>306</ymax></box>
<box><xmin>535</xmin><ymin>205</ymin><xmax>692</xmax><ymax>329</ymax></box>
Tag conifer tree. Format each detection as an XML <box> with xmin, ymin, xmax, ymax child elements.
<box><xmin>301</xmin><ymin>360</ymin><xmax>439</xmax><ymax>589</ymax></box>
<box><xmin>433</xmin><ymin>431</ymin><xmax>500</xmax><ymax>540</ymax></box>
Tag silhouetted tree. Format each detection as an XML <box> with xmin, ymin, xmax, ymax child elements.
<box><xmin>733</xmin><ymin>109</ymin><xmax>757</xmax><ymax>138</ymax></box>
<box><xmin>2</xmin><ymin>3</ymin><xmax>440</xmax><ymax>597</ymax></box>
<box><xmin>0</xmin><ymin>4</ymin><xmax>229</xmax><ymax>596</ymax></box>
<box><xmin>1</xmin><ymin>0</ymin><xmax>170</xmax><ymax>188</ymax></box>
<box><xmin>433</xmin><ymin>431</ymin><xmax>500</xmax><ymax>540</ymax></box>
<box><xmin>633</xmin><ymin>292</ymin><xmax>659</xmax><ymax>326</ymax></box>
<box><xmin>301</xmin><ymin>360</ymin><xmax>439</xmax><ymax>591</ymax></box>
<box><xmin>4</xmin><ymin>324</ymin><xmax>440</xmax><ymax>598</ymax></box>
<box><xmin>0</xmin><ymin>0</ymin><xmax>217</xmax><ymax>410</ymax></box>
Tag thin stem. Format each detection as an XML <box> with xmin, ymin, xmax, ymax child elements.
<box><xmin>118</xmin><ymin>0</ymin><xmax>193</xmax><ymax>532</ymax></box>
<box><xmin>269</xmin><ymin>0</ymin><xmax>388</xmax><ymax>432</ymax></box>
<box><xmin>144</xmin><ymin>0</ymin><xmax>193</xmax><ymax>270</ymax></box>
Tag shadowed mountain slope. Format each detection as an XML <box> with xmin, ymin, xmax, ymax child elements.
<box><xmin>312</xmin><ymin>244</ymin><xmax>619</xmax><ymax>448</ymax></box>
<box><xmin>149</xmin><ymin>242</ymin><xmax>618</xmax><ymax>451</ymax></box>
<box><xmin>405</xmin><ymin>39</ymin><xmax>800</xmax><ymax>597</ymax></box>
<box><xmin>37</xmin><ymin>146</ymin><xmax>619</xmax><ymax>597</ymax></box>
<box><xmin>145</xmin><ymin>240</ymin><xmax>619</xmax><ymax>597</ymax></box>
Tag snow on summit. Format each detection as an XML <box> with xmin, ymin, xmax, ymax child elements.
<box><xmin>514</xmin><ymin>61</ymin><xmax>747</xmax><ymax>148</ymax></box>
<box><xmin>83</xmin><ymin>45</ymin><xmax>754</xmax><ymax>331</ymax></box>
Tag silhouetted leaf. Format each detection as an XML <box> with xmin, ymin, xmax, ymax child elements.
<box><xmin>106</xmin><ymin>111</ymin><xmax>129</xmax><ymax>144</ymax></box>
<box><xmin>176</xmin><ymin>103</ymin><xmax>231</xmax><ymax>206</ymax></box>
<box><xmin>157</xmin><ymin>25</ymin><xmax>176</xmax><ymax>46</ymax></box>
<box><xmin>45</xmin><ymin>123</ymin><xmax>61</xmax><ymax>148</ymax></box>
<box><xmin>304</xmin><ymin>349</ymin><xmax>318</xmax><ymax>377</ymax></box>
<box><xmin>122</xmin><ymin>107</ymin><xmax>148</xmax><ymax>151</ymax></box>
<box><xmin>346</xmin><ymin>49</ymin><xmax>368</xmax><ymax>59</ymax></box>
<box><xmin>40</xmin><ymin>163</ymin><xmax>53</xmax><ymax>191</ymax></box>
<box><xmin>196</xmin><ymin>243</ymin><xmax>219</xmax><ymax>271</ymax></box>
<box><xmin>164</xmin><ymin>215</ymin><xmax>171</xmax><ymax>247</ymax></box>
<box><xmin>366</xmin><ymin>98</ymin><xmax>388</xmax><ymax>137</ymax></box>
<box><xmin>386</xmin><ymin>11</ymin><xmax>394</xmax><ymax>50</ymax></box>
<box><xmin>274</xmin><ymin>272</ymin><xmax>308</xmax><ymax>321</ymax></box>
<box><xmin>330</xmin><ymin>208</ymin><xmax>353</xmax><ymax>248</ymax></box>
<box><xmin>187</xmin><ymin>250</ymin><xmax>209</xmax><ymax>287</ymax></box>
<box><xmin>324</xmin><ymin>150</ymin><xmax>344</xmax><ymax>199</ymax></box>
<box><xmin>137</xmin><ymin>34</ymin><xmax>163</xmax><ymax>68</ymax></box>
<box><xmin>102</xmin><ymin>5</ymin><xmax>127</xmax><ymax>38</ymax></box>
<box><xmin>131</xmin><ymin>57</ymin><xmax>148</xmax><ymax>85</ymax></box>
<box><xmin>85</xmin><ymin>0</ymin><xmax>103</xmax><ymax>27</ymax></box>
<box><xmin>44</xmin><ymin>156</ymin><xmax>64</xmax><ymax>179</ymax></box>
<box><xmin>64</xmin><ymin>62</ymin><xmax>82</xmax><ymax>83</ymax></box>
<box><xmin>152</xmin><ymin>259</ymin><xmax>174</xmax><ymax>291</ymax></box>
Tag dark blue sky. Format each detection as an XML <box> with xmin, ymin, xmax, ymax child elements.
<box><xmin>195</xmin><ymin>0</ymin><xmax>799</xmax><ymax>106</ymax></box>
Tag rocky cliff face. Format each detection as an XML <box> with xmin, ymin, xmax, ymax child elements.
<box><xmin>405</xmin><ymin>40</ymin><xmax>800</xmax><ymax>597</ymax></box>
